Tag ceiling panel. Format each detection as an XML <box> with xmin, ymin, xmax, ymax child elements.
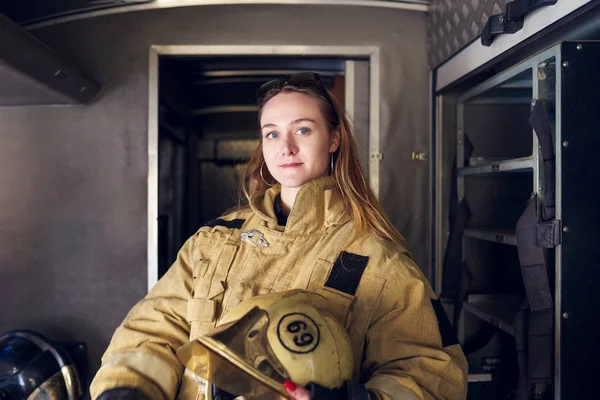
<box><xmin>0</xmin><ymin>0</ymin><xmax>152</xmax><ymax>25</ymax></box>
<box><xmin>1</xmin><ymin>1</ymin><xmax>429</xmax><ymax>25</ymax></box>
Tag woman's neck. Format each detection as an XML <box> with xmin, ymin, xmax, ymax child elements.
<box><xmin>279</xmin><ymin>186</ymin><xmax>301</xmax><ymax>216</ymax></box>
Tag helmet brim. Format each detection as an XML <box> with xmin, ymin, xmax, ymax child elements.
<box><xmin>177</xmin><ymin>336</ymin><xmax>290</xmax><ymax>399</ymax></box>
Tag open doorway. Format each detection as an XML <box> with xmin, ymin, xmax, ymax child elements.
<box><xmin>148</xmin><ymin>46</ymin><xmax>379</xmax><ymax>290</ymax></box>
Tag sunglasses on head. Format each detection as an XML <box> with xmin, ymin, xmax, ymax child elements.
<box><xmin>256</xmin><ymin>72</ymin><xmax>339</xmax><ymax>125</ymax></box>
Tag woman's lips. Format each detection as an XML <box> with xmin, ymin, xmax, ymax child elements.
<box><xmin>280</xmin><ymin>163</ymin><xmax>303</xmax><ymax>168</ymax></box>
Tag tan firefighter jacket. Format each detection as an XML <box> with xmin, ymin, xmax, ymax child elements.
<box><xmin>90</xmin><ymin>176</ymin><xmax>468</xmax><ymax>400</ymax></box>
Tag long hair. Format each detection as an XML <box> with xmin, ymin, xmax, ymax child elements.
<box><xmin>239</xmin><ymin>82</ymin><xmax>407</xmax><ymax>248</ymax></box>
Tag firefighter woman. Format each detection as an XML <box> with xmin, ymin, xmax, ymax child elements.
<box><xmin>90</xmin><ymin>72</ymin><xmax>468</xmax><ymax>400</ymax></box>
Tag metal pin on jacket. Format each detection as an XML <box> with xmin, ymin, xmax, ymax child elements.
<box><xmin>241</xmin><ymin>229</ymin><xmax>270</xmax><ymax>247</ymax></box>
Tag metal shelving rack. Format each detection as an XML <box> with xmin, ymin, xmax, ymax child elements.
<box><xmin>454</xmin><ymin>48</ymin><xmax>551</xmax><ymax>339</ymax></box>
<box><xmin>434</xmin><ymin>4</ymin><xmax>600</xmax><ymax>385</ymax></box>
<box><xmin>436</xmin><ymin>40</ymin><xmax>600</xmax><ymax>399</ymax></box>
<box><xmin>437</xmin><ymin>43</ymin><xmax>568</xmax><ymax>395</ymax></box>
<box><xmin>456</xmin><ymin>46</ymin><xmax>562</xmax><ymax>335</ymax></box>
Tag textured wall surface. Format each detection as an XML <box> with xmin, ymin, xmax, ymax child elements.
<box><xmin>428</xmin><ymin>0</ymin><xmax>513</xmax><ymax>67</ymax></box>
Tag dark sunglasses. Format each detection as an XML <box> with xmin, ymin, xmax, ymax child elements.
<box><xmin>256</xmin><ymin>72</ymin><xmax>339</xmax><ymax>125</ymax></box>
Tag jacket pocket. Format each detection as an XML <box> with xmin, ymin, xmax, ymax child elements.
<box><xmin>187</xmin><ymin>298</ymin><xmax>219</xmax><ymax>339</ymax></box>
<box><xmin>316</xmin><ymin>286</ymin><xmax>356</xmax><ymax>329</ymax></box>
<box><xmin>190</xmin><ymin>259</ymin><xmax>210</xmax><ymax>297</ymax></box>
<box><xmin>191</xmin><ymin>243</ymin><xmax>238</xmax><ymax>299</ymax></box>
<box><xmin>307</xmin><ymin>259</ymin><xmax>356</xmax><ymax>328</ymax></box>
<box><xmin>188</xmin><ymin>243</ymin><xmax>238</xmax><ymax>339</ymax></box>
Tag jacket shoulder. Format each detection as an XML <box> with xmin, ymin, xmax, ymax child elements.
<box><xmin>349</xmin><ymin>233</ymin><xmax>423</xmax><ymax>282</ymax></box>
<box><xmin>197</xmin><ymin>208</ymin><xmax>255</xmax><ymax>234</ymax></box>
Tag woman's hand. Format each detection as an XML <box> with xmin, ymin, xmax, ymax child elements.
<box><xmin>284</xmin><ymin>380</ymin><xmax>311</xmax><ymax>400</ymax></box>
<box><xmin>282</xmin><ymin>380</ymin><xmax>376</xmax><ymax>400</ymax></box>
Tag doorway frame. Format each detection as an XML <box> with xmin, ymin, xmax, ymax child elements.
<box><xmin>147</xmin><ymin>45</ymin><xmax>380</xmax><ymax>290</ymax></box>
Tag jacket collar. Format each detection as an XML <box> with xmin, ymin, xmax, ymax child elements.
<box><xmin>249</xmin><ymin>176</ymin><xmax>350</xmax><ymax>235</ymax></box>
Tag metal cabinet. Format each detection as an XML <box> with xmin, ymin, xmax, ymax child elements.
<box><xmin>434</xmin><ymin>41</ymin><xmax>600</xmax><ymax>399</ymax></box>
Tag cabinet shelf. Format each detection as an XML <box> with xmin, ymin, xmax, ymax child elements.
<box><xmin>459</xmin><ymin>156</ymin><xmax>534</xmax><ymax>176</ymax></box>
<box><xmin>463</xmin><ymin>294</ymin><xmax>525</xmax><ymax>336</ymax></box>
<box><xmin>468</xmin><ymin>373</ymin><xmax>493</xmax><ymax>383</ymax></box>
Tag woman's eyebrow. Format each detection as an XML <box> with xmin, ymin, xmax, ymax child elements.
<box><xmin>261</xmin><ymin>118</ymin><xmax>316</xmax><ymax>130</ymax></box>
<box><xmin>290</xmin><ymin>118</ymin><xmax>317</xmax><ymax>125</ymax></box>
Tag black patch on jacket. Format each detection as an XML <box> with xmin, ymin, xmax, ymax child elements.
<box><xmin>431</xmin><ymin>298</ymin><xmax>459</xmax><ymax>347</ymax></box>
<box><xmin>204</xmin><ymin>218</ymin><xmax>245</xmax><ymax>229</ymax></box>
<box><xmin>325</xmin><ymin>252</ymin><xmax>369</xmax><ymax>296</ymax></box>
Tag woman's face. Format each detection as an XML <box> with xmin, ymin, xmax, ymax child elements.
<box><xmin>260</xmin><ymin>92</ymin><xmax>339</xmax><ymax>190</ymax></box>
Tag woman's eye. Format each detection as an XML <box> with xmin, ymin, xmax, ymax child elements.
<box><xmin>266</xmin><ymin>132</ymin><xmax>279</xmax><ymax>139</ymax></box>
<box><xmin>297</xmin><ymin>127</ymin><xmax>310</xmax><ymax>135</ymax></box>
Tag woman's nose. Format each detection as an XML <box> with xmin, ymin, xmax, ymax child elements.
<box><xmin>279</xmin><ymin>135</ymin><xmax>298</xmax><ymax>156</ymax></box>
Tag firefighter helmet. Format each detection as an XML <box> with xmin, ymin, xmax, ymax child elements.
<box><xmin>0</xmin><ymin>330</ymin><xmax>83</xmax><ymax>400</ymax></box>
<box><xmin>177</xmin><ymin>290</ymin><xmax>353</xmax><ymax>399</ymax></box>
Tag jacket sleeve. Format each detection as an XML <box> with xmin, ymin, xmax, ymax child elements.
<box><xmin>90</xmin><ymin>234</ymin><xmax>198</xmax><ymax>400</ymax></box>
<box><xmin>363</xmin><ymin>255</ymin><xmax>468</xmax><ymax>400</ymax></box>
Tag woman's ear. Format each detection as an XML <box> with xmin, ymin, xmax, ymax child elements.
<box><xmin>330</xmin><ymin>128</ymin><xmax>341</xmax><ymax>153</ymax></box>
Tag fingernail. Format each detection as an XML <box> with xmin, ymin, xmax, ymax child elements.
<box><xmin>284</xmin><ymin>380</ymin><xmax>297</xmax><ymax>392</ymax></box>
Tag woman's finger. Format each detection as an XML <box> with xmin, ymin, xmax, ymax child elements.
<box><xmin>284</xmin><ymin>380</ymin><xmax>311</xmax><ymax>400</ymax></box>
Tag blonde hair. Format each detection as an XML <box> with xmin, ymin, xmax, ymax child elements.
<box><xmin>240</xmin><ymin>83</ymin><xmax>407</xmax><ymax>248</ymax></box>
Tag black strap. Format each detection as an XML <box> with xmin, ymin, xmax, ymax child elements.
<box><xmin>514</xmin><ymin>305</ymin><xmax>529</xmax><ymax>400</ymax></box>
<box><xmin>442</xmin><ymin>132</ymin><xmax>473</xmax><ymax>300</ymax></box>
<box><xmin>507</xmin><ymin>0</ymin><xmax>559</xmax><ymax>21</ymax></box>
<box><xmin>513</xmin><ymin>100</ymin><xmax>557</xmax><ymax>398</ymax></box>
<box><xmin>529</xmin><ymin>100</ymin><xmax>556</xmax><ymax>221</ymax></box>
<box><xmin>448</xmin><ymin>134</ymin><xmax>473</xmax><ymax>224</ymax></box>
<box><xmin>481</xmin><ymin>13</ymin><xmax>524</xmax><ymax>47</ymax></box>
<box><xmin>481</xmin><ymin>0</ymin><xmax>558</xmax><ymax>46</ymax></box>
<box><xmin>445</xmin><ymin>202</ymin><xmax>471</xmax><ymax>270</ymax></box>
<box><xmin>515</xmin><ymin>200</ymin><xmax>554</xmax><ymax>395</ymax></box>
<box><xmin>442</xmin><ymin>200</ymin><xmax>471</xmax><ymax>328</ymax></box>
<box><xmin>462</xmin><ymin>323</ymin><xmax>497</xmax><ymax>357</ymax></box>
<box><xmin>306</xmin><ymin>381</ymin><xmax>374</xmax><ymax>400</ymax></box>
<box><xmin>442</xmin><ymin>134</ymin><xmax>473</xmax><ymax>335</ymax></box>
<box><xmin>516</xmin><ymin>198</ymin><xmax>554</xmax><ymax>314</ymax></box>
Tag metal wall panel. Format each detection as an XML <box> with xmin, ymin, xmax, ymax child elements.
<box><xmin>428</xmin><ymin>0</ymin><xmax>511</xmax><ymax>68</ymax></box>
